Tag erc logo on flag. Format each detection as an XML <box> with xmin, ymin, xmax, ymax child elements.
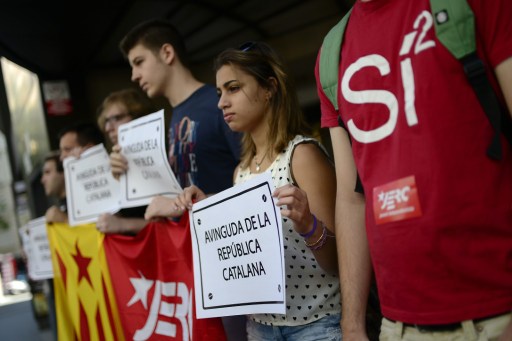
<box><xmin>127</xmin><ymin>271</ymin><xmax>193</xmax><ymax>341</ymax></box>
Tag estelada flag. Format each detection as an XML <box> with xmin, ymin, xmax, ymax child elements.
<box><xmin>103</xmin><ymin>214</ymin><xmax>227</xmax><ymax>341</ymax></box>
<box><xmin>46</xmin><ymin>222</ymin><xmax>125</xmax><ymax>341</ymax></box>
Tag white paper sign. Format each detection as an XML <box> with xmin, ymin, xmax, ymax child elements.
<box><xmin>190</xmin><ymin>172</ymin><xmax>285</xmax><ymax>318</ymax></box>
<box><xmin>64</xmin><ymin>144</ymin><xmax>121</xmax><ymax>226</ymax></box>
<box><xmin>118</xmin><ymin>110</ymin><xmax>182</xmax><ymax>208</ymax></box>
<box><xmin>25</xmin><ymin>217</ymin><xmax>53</xmax><ymax>280</ymax></box>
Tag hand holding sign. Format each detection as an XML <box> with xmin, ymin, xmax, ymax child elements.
<box><xmin>109</xmin><ymin>144</ymin><xmax>127</xmax><ymax>181</ymax></box>
<box><xmin>175</xmin><ymin>185</ymin><xmax>206</xmax><ymax>211</ymax></box>
<box><xmin>145</xmin><ymin>195</ymin><xmax>185</xmax><ymax>220</ymax></box>
<box><xmin>272</xmin><ymin>184</ymin><xmax>315</xmax><ymax>236</ymax></box>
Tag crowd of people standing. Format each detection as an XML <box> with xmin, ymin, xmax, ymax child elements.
<box><xmin>38</xmin><ymin>0</ymin><xmax>511</xmax><ymax>340</ymax></box>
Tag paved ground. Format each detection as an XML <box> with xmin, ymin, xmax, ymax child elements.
<box><xmin>0</xmin><ymin>293</ymin><xmax>55</xmax><ymax>341</ymax></box>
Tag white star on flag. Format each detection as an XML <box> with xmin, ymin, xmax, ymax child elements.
<box><xmin>127</xmin><ymin>271</ymin><xmax>154</xmax><ymax>309</ymax></box>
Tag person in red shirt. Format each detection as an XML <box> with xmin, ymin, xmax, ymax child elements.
<box><xmin>316</xmin><ymin>0</ymin><xmax>512</xmax><ymax>340</ymax></box>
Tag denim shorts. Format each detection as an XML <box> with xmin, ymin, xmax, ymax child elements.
<box><xmin>246</xmin><ymin>314</ymin><xmax>342</xmax><ymax>341</ymax></box>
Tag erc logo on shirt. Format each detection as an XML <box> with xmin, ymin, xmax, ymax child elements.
<box><xmin>372</xmin><ymin>175</ymin><xmax>422</xmax><ymax>225</ymax></box>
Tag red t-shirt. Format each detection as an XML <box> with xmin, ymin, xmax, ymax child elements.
<box><xmin>316</xmin><ymin>0</ymin><xmax>512</xmax><ymax>324</ymax></box>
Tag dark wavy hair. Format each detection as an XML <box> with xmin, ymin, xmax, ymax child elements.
<box><xmin>213</xmin><ymin>41</ymin><xmax>310</xmax><ymax>168</ymax></box>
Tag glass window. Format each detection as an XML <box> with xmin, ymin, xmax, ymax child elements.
<box><xmin>1</xmin><ymin>57</ymin><xmax>50</xmax><ymax>176</ymax></box>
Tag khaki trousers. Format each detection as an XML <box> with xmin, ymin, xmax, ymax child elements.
<box><xmin>379</xmin><ymin>312</ymin><xmax>511</xmax><ymax>341</ymax></box>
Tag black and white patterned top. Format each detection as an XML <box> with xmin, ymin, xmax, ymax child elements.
<box><xmin>235</xmin><ymin>135</ymin><xmax>341</xmax><ymax>326</ymax></box>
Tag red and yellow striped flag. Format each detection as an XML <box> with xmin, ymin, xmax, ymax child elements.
<box><xmin>47</xmin><ymin>222</ymin><xmax>125</xmax><ymax>341</ymax></box>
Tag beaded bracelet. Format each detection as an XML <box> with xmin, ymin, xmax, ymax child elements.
<box><xmin>304</xmin><ymin>222</ymin><xmax>328</xmax><ymax>251</ymax></box>
<box><xmin>299</xmin><ymin>214</ymin><xmax>317</xmax><ymax>239</ymax></box>
<box><xmin>310</xmin><ymin>231</ymin><xmax>328</xmax><ymax>251</ymax></box>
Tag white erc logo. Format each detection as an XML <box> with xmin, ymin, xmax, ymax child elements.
<box><xmin>128</xmin><ymin>271</ymin><xmax>193</xmax><ymax>341</ymax></box>
<box><xmin>379</xmin><ymin>186</ymin><xmax>411</xmax><ymax>211</ymax></box>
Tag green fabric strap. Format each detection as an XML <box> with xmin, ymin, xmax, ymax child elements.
<box><xmin>319</xmin><ymin>8</ymin><xmax>352</xmax><ymax>111</ymax></box>
<box><xmin>430</xmin><ymin>0</ymin><xmax>475</xmax><ymax>59</ymax></box>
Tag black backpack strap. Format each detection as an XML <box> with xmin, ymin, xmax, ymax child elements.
<box><xmin>431</xmin><ymin>0</ymin><xmax>509</xmax><ymax>160</ymax></box>
<box><xmin>461</xmin><ymin>53</ymin><xmax>506</xmax><ymax>160</ymax></box>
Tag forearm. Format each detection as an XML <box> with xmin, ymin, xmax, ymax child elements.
<box><xmin>119</xmin><ymin>217</ymin><xmax>147</xmax><ymax>234</ymax></box>
<box><xmin>288</xmin><ymin>142</ymin><xmax>339</xmax><ymax>274</ymax></box>
<box><xmin>495</xmin><ymin>56</ymin><xmax>512</xmax><ymax>118</ymax></box>
<box><xmin>337</xmin><ymin>192</ymin><xmax>372</xmax><ymax>336</ymax></box>
<box><xmin>329</xmin><ymin>126</ymin><xmax>372</xmax><ymax>337</ymax></box>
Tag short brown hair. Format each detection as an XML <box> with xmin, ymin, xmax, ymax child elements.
<box><xmin>44</xmin><ymin>151</ymin><xmax>63</xmax><ymax>173</ymax></box>
<box><xmin>119</xmin><ymin>19</ymin><xmax>190</xmax><ymax>69</ymax></box>
<box><xmin>97</xmin><ymin>88</ymin><xmax>156</xmax><ymax>132</ymax></box>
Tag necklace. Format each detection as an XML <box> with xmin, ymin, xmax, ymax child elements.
<box><xmin>254</xmin><ymin>150</ymin><xmax>268</xmax><ymax>172</ymax></box>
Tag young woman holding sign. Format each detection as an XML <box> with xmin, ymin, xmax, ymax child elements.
<box><xmin>145</xmin><ymin>42</ymin><xmax>341</xmax><ymax>340</ymax></box>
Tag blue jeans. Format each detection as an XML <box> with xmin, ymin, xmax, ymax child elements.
<box><xmin>246</xmin><ymin>314</ymin><xmax>342</xmax><ymax>341</ymax></box>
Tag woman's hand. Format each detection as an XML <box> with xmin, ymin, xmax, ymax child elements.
<box><xmin>273</xmin><ymin>184</ymin><xmax>315</xmax><ymax>235</ymax></box>
<box><xmin>110</xmin><ymin>144</ymin><xmax>128</xmax><ymax>180</ymax></box>
<box><xmin>145</xmin><ymin>196</ymin><xmax>185</xmax><ymax>220</ymax></box>
<box><xmin>175</xmin><ymin>185</ymin><xmax>207</xmax><ymax>211</ymax></box>
<box><xmin>45</xmin><ymin>206</ymin><xmax>68</xmax><ymax>224</ymax></box>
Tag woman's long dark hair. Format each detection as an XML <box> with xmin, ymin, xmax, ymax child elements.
<box><xmin>214</xmin><ymin>41</ymin><xmax>310</xmax><ymax>168</ymax></box>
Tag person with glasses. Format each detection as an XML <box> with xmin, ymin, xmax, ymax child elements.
<box><xmin>97</xmin><ymin>88</ymin><xmax>156</xmax><ymax>147</ymax></box>
<box><xmin>95</xmin><ymin>88</ymin><xmax>156</xmax><ymax>234</ymax></box>
<box><xmin>111</xmin><ymin>19</ymin><xmax>244</xmax><ymax>340</ymax></box>
<box><xmin>151</xmin><ymin>41</ymin><xmax>341</xmax><ymax>341</ymax></box>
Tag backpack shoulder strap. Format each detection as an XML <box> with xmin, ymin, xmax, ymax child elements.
<box><xmin>431</xmin><ymin>0</ymin><xmax>509</xmax><ymax>160</ymax></box>
<box><xmin>430</xmin><ymin>0</ymin><xmax>475</xmax><ymax>59</ymax></box>
<box><xmin>319</xmin><ymin>8</ymin><xmax>352</xmax><ymax>111</ymax></box>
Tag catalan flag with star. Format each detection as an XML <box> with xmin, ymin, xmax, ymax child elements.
<box><xmin>47</xmin><ymin>222</ymin><xmax>125</xmax><ymax>341</ymax></box>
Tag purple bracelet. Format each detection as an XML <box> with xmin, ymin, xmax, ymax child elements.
<box><xmin>299</xmin><ymin>214</ymin><xmax>317</xmax><ymax>239</ymax></box>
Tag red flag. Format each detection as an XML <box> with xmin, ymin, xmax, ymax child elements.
<box><xmin>103</xmin><ymin>214</ymin><xmax>227</xmax><ymax>341</ymax></box>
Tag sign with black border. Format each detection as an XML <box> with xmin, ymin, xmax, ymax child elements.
<box><xmin>190</xmin><ymin>172</ymin><xmax>286</xmax><ymax>318</ymax></box>
<box><xmin>118</xmin><ymin>110</ymin><xmax>182</xmax><ymax>208</ymax></box>
<box><xmin>64</xmin><ymin>144</ymin><xmax>120</xmax><ymax>226</ymax></box>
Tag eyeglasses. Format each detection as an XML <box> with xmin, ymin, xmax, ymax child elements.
<box><xmin>238</xmin><ymin>41</ymin><xmax>257</xmax><ymax>52</ymax></box>
<box><xmin>105</xmin><ymin>113</ymin><xmax>130</xmax><ymax>125</ymax></box>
